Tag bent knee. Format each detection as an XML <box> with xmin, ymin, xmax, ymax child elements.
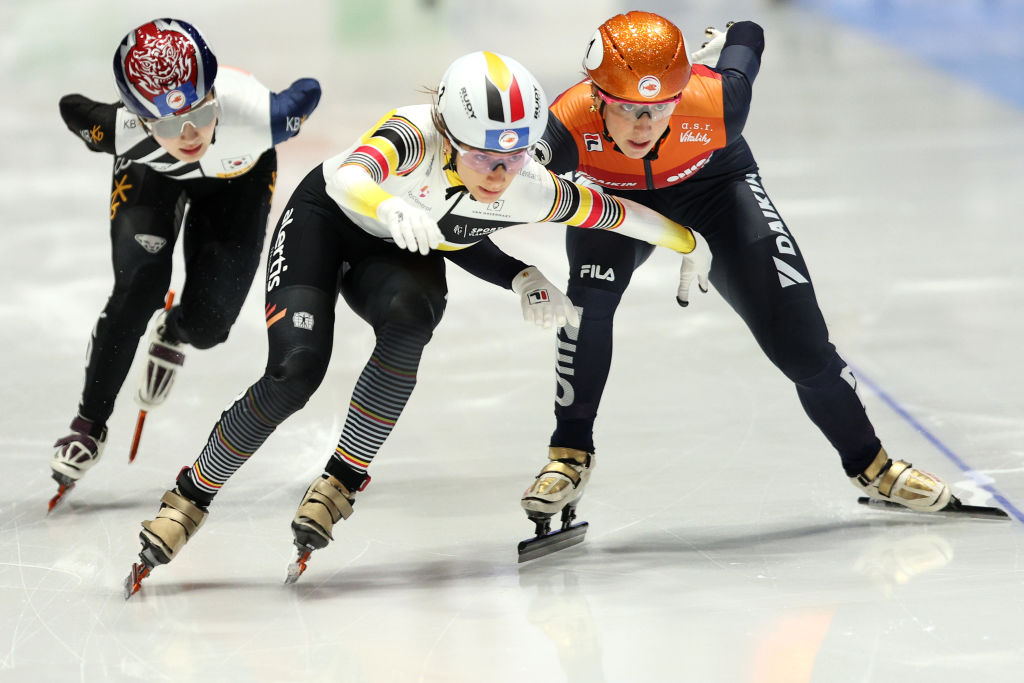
<box><xmin>182</xmin><ymin>324</ymin><xmax>230</xmax><ymax>350</ymax></box>
<box><xmin>109</xmin><ymin>263</ymin><xmax>172</xmax><ymax>316</ymax></box>
<box><xmin>380</xmin><ymin>289</ymin><xmax>444</xmax><ymax>333</ymax></box>
<box><xmin>266</xmin><ymin>346</ymin><xmax>330</xmax><ymax>406</ymax></box>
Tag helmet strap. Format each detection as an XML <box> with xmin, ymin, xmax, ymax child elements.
<box><xmin>443</xmin><ymin>148</ymin><xmax>458</xmax><ymax>172</ymax></box>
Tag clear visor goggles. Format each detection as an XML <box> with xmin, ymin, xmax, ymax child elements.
<box><xmin>142</xmin><ymin>98</ymin><xmax>220</xmax><ymax>138</ymax></box>
<box><xmin>448</xmin><ymin>136</ymin><xmax>532</xmax><ymax>174</ymax></box>
<box><xmin>596</xmin><ymin>89</ymin><xmax>681</xmax><ymax>121</ymax></box>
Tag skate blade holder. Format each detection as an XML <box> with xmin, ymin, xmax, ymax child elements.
<box><xmin>857</xmin><ymin>496</ymin><xmax>1010</xmax><ymax>520</ymax></box>
<box><xmin>518</xmin><ymin>505</ymin><xmax>590</xmax><ymax>563</ymax></box>
<box><xmin>517</xmin><ymin>521</ymin><xmax>589</xmax><ymax>563</ymax></box>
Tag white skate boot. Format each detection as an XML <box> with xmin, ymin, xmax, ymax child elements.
<box><xmin>518</xmin><ymin>447</ymin><xmax>594</xmax><ymax>562</ymax></box>
<box><xmin>50</xmin><ymin>416</ymin><xmax>108</xmax><ymax>486</ymax></box>
<box><xmin>135</xmin><ymin>309</ymin><xmax>185</xmax><ymax>409</ymax></box>
<box><xmin>286</xmin><ymin>474</ymin><xmax>357</xmax><ymax>583</ymax></box>
<box><xmin>521</xmin><ymin>447</ymin><xmax>595</xmax><ymax>516</ymax></box>
<box><xmin>125</xmin><ymin>488</ymin><xmax>209</xmax><ymax>598</ymax></box>
<box><xmin>851</xmin><ymin>448</ymin><xmax>951</xmax><ymax>512</ymax></box>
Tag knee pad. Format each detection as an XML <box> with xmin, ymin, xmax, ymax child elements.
<box><xmin>363</xmin><ymin>288</ymin><xmax>444</xmax><ymax>340</ymax></box>
<box><xmin>266</xmin><ymin>346</ymin><xmax>330</xmax><ymax>411</ymax></box>
<box><xmin>178</xmin><ymin>321</ymin><xmax>230</xmax><ymax>350</ymax></box>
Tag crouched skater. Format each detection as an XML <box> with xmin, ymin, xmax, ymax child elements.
<box><xmin>517</xmin><ymin>12</ymin><xmax>1006</xmax><ymax>553</ymax></box>
<box><xmin>124</xmin><ymin>50</ymin><xmax>713</xmax><ymax>595</ymax></box>
<box><xmin>49</xmin><ymin>18</ymin><xmax>320</xmax><ymax>509</ymax></box>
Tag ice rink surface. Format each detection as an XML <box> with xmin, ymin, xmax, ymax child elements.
<box><xmin>2</xmin><ymin>1</ymin><xmax>1023</xmax><ymax>681</ymax></box>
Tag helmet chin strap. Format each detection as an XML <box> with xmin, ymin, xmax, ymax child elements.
<box><xmin>443</xmin><ymin>148</ymin><xmax>458</xmax><ymax>172</ymax></box>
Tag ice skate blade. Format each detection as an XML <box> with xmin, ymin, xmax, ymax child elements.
<box><xmin>128</xmin><ymin>409</ymin><xmax>148</xmax><ymax>463</ymax></box>
<box><xmin>517</xmin><ymin>521</ymin><xmax>589</xmax><ymax>563</ymax></box>
<box><xmin>124</xmin><ymin>561</ymin><xmax>152</xmax><ymax>600</ymax></box>
<box><xmin>857</xmin><ymin>496</ymin><xmax>1009</xmax><ymax>520</ymax></box>
<box><xmin>47</xmin><ymin>483</ymin><xmax>75</xmax><ymax>514</ymax></box>
<box><xmin>285</xmin><ymin>549</ymin><xmax>312</xmax><ymax>584</ymax></box>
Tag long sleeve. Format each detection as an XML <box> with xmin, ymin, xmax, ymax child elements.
<box><xmin>443</xmin><ymin>237</ymin><xmax>529</xmax><ymax>290</ymax></box>
<box><xmin>541</xmin><ymin>172</ymin><xmax>698</xmax><ymax>253</ymax></box>
<box><xmin>269</xmin><ymin>78</ymin><xmax>322</xmax><ymax>144</ymax></box>
<box><xmin>58</xmin><ymin>94</ymin><xmax>119</xmax><ymax>154</ymax></box>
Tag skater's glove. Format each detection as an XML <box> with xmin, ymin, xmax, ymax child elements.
<box><xmin>690</xmin><ymin>23</ymin><xmax>733</xmax><ymax>67</ymax></box>
<box><xmin>377</xmin><ymin>197</ymin><xmax>444</xmax><ymax>255</ymax></box>
<box><xmin>677</xmin><ymin>230</ymin><xmax>712</xmax><ymax>307</ymax></box>
<box><xmin>511</xmin><ymin>267</ymin><xmax>580</xmax><ymax>329</ymax></box>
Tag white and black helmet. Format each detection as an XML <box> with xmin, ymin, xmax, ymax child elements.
<box><xmin>436</xmin><ymin>51</ymin><xmax>548</xmax><ymax>152</ymax></box>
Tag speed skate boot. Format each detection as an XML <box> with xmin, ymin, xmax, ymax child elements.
<box><xmin>518</xmin><ymin>447</ymin><xmax>594</xmax><ymax>562</ymax></box>
<box><xmin>50</xmin><ymin>416</ymin><xmax>108</xmax><ymax>486</ymax></box>
<box><xmin>851</xmin><ymin>447</ymin><xmax>952</xmax><ymax>512</ymax></box>
<box><xmin>48</xmin><ymin>416</ymin><xmax>108</xmax><ymax>511</ymax></box>
<box><xmin>521</xmin><ymin>447</ymin><xmax>595</xmax><ymax>516</ymax></box>
<box><xmin>125</xmin><ymin>487</ymin><xmax>209</xmax><ymax>599</ymax></box>
<box><xmin>286</xmin><ymin>474</ymin><xmax>357</xmax><ymax>583</ymax></box>
<box><xmin>135</xmin><ymin>309</ymin><xmax>185</xmax><ymax>409</ymax></box>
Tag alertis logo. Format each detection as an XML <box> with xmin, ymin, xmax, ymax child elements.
<box><xmin>267</xmin><ymin>208</ymin><xmax>293</xmax><ymax>292</ymax></box>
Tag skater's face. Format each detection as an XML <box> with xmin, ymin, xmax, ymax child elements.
<box><xmin>142</xmin><ymin>93</ymin><xmax>219</xmax><ymax>162</ymax></box>
<box><xmin>449</xmin><ymin>141</ymin><xmax>522</xmax><ymax>203</ymax></box>
<box><xmin>598</xmin><ymin>90</ymin><xmax>676</xmax><ymax>159</ymax></box>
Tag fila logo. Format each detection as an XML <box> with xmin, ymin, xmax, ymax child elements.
<box><xmin>527</xmin><ymin>289</ymin><xmax>550</xmax><ymax>305</ymax></box>
<box><xmin>583</xmin><ymin>133</ymin><xmax>603</xmax><ymax>152</ymax></box>
<box><xmin>580</xmin><ymin>264</ymin><xmax>615</xmax><ymax>281</ymax></box>
<box><xmin>134</xmin><ymin>234</ymin><xmax>167</xmax><ymax>254</ymax></box>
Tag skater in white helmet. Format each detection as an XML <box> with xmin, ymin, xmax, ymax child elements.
<box><xmin>124</xmin><ymin>50</ymin><xmax>712</xmax><ymax>594</ymax></box>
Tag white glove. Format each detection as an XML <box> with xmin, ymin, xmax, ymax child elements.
<box><xmin>690</xmin><ymin>23</ymin><xmax>732</xmax><ymax>67</ymax></box>
<box><xmin>677</xmin><ymin>230</ymin><xmax>712</xmax><ymax>307</ymax></box>
<box><xmin>511</xmin><ymin>267</ymin><xmax>580</xmax><ymax>329</ymax></box>
<box><xmin>377</xmin><ymin>196</ymin><xmax>443</xmax><ymax>255</ymax></box>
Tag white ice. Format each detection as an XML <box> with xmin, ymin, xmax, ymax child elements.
<box><xmin>2</xmin><ymin>1</ymin><xmax>1023</xmax><ymax>682</ymax></box>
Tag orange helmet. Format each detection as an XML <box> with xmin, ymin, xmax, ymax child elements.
<box><xmin>583</xmin><ymin>11</ymin><xmax>691</xmax><ymax>102</ymax></box>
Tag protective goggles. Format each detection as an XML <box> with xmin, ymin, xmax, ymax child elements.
<box><xmin>596</xmin><ymin>90</ymin><xmax>681</xmax><ymax>121</ymax></box>
<box><xmin>448</xmin><ymin>136</ymin><xmax>531</xmax><ymax>174</ymax></box>
<box><xmin>142</xmin><ymin>98</ymin><xmax>220</xmax><ymax>138</ymax></box>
